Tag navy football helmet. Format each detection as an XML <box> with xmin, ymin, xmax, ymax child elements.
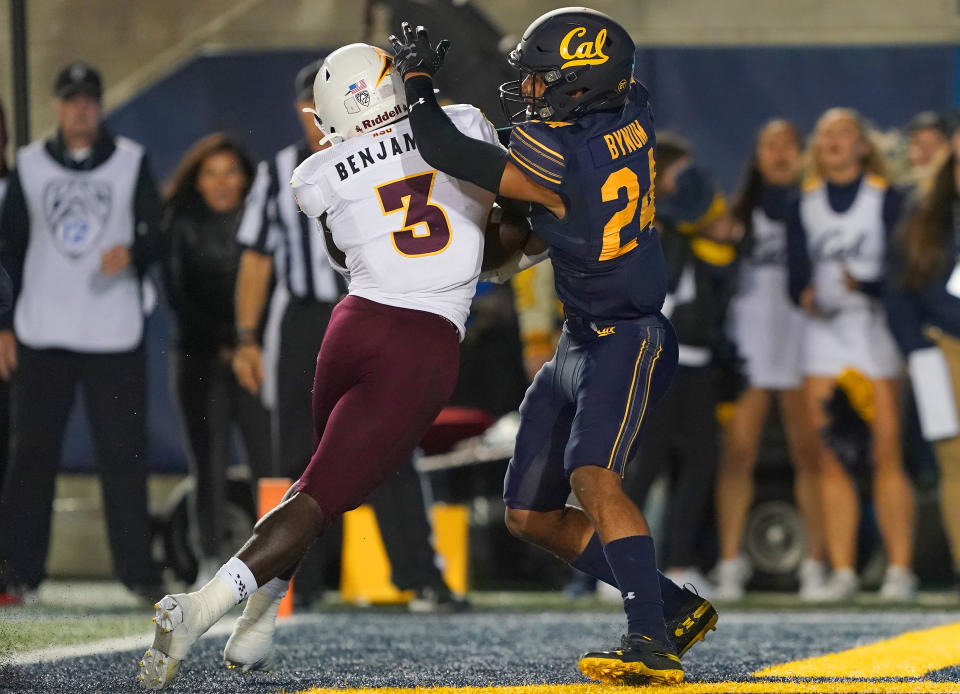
<box><xmin>499</xmin><ymin>7</ymin><xmax>635</xmax><ymax>124</ymax></box>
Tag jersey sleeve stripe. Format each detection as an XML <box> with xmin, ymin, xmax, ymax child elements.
<box><xmin>511</xmin><ymin>148</ymin><xmax>560</xmax><ymax>180</ymax></box>
<box><xmin>514</xmin><ymin>127</ymin><xmax>565</xmax><ymax>162</ymax></box>
<box><xmin>509</xmin><ymin>150</ymin><xmax>562</xmax><ymax>186</ymax></box>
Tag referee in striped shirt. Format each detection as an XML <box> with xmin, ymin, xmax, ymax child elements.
<box><xmin>233</xmin><ymin>61</ymin><xmax>344</xmax><ymax>481</ymax></box>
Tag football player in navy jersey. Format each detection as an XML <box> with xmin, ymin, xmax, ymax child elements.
<box><xmin>390</xmin><ymin>8</ymin><xmax>716</xmax><ymax>685</ymax></box>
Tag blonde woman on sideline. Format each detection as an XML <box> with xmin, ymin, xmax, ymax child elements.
<box><xmin>785</xmin><ymin>108</ymin><xmax>915</xmax><ymax>602</ymax></box>
<box><xmin>885</xmin><ymin>121</ymin><xmax>960</xmax><ymax>586</ymax></box>
<box><xmin>714</xmin><ymin>120</ymin><xmax>825</xmax><ymax>600</ymax></box>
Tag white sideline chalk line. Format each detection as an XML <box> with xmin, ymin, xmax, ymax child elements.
<box><xmin>7</xmin><ymin>614</ymin><xmax>319</xmax><ymax>666</ymax></box>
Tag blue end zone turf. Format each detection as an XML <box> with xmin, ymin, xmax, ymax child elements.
<box><xmin>4</xmin><ymin>607</ymin><xmax>960</xmax><ymax>692</ymax></box>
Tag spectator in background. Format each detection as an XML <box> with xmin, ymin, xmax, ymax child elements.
<box><xmin>0</xmin><ymin>63</ymin><xmax>163</xmax><ymax>604</ymax></box>
<box><xmin>886</xmin><ymin>120</ymin><xmax>960</xmax><ymax>587</ymax></box>
<box><xmin>713</xmin><ymin>120</ymin><xmax>825</xmax><ymax>601</ymax></box>
<box><xmin>786</xmin><ymin>107</ymin><xmax>914</xmax><ymax>602</ymax></box>
<box><xmin>905</xmin><ymin>111</ymin><xmax>949</xmax><ymax>186</ymax></box>
<box><xmin>163</xmin><ymin>133</ymin><xmax>272</xmax><ymax>589</ymax></box>
<box><xmin>625</xmin><ymin>136</ymin><xmax>740</xmax><ymax>596</ymax></box>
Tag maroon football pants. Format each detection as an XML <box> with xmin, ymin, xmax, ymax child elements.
<box><xmin>295</xmin><ymin>295</ymin><xmax>460</xmax><ymax>523</ymax></box>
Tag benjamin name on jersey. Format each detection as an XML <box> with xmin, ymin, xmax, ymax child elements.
<box><xmin>333</xmin><ymin>129</ymin><xmax>417</xmax><ymax>181</ymax></box>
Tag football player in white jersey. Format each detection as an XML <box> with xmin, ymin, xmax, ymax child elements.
<box><xmin>137</xmin><ymin>43</ymin><xmax>502</xmax><ymax>689</ymax></box>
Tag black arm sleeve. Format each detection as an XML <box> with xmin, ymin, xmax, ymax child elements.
<box><xmin>132</xmin><ymin>155</ymin><xmax>166</xmax><ymax>275</ymax></box>
<box><xmin>0</xmin><ymin>170</ymin><xmax>29</xmax><ymax>329</ymax></box>
<box><xmin>404</xmin><ymin>76</ymin><xmax>508</xmax><ymax>195</ymax></box>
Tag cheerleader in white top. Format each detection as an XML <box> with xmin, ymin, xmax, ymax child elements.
<box><xmin>714</xmin><ymin>120</ymin><xmax>825</xmax><ymax>600</ymax></box>
<box><xmin>786</xmin><ymin>108</ymin><xmax>915</xmax><ymax>602</ymax></box>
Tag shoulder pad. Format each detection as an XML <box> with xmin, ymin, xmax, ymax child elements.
<box><xmin>442</xmin><ymin>104</ymin><xmax>501</xmax><ymax>147</ymax></box>
<box><xmin>290</xmin><ymin>150</ymin><xmax>334</xmax><ymax>218</ymax></box>
<box><xmin>508</xmin><ymin>123</ymin><xmax>566</xmax><ymax>191</ymax></box>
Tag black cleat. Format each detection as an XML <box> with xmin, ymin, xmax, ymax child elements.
<box><xmin>666</xmin><ymin>587</ymin><xmax>718</xmax><ymax>657</ymax></box>
<box><xmin>578</xmin><ymin>634</ymin><xmax>684</xmax><ymax>685</ymax></box>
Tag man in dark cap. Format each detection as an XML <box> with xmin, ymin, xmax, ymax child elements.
<box><xmin>0</xmin><ymin>62</ymin><xmax>164</xmax><ymax>605</ymax></box>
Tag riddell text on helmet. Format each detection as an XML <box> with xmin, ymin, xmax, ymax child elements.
<box><xmin>355</xmin><ymin>104</ymin><xmax>409</xmax><ymax>133</ymax></box>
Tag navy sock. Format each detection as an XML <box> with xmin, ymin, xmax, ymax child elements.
<box><xmin>570</xmin><ymin>532</ymin><xmax>688</xmax><ymax>622</ymax></box>
<box><xmin>658</xmin><ymin>570</ymin><xmax>689</xmax><ymax>619</ymax></box>
<box><xmin>570</xmin><ymin>533</ymin><xmax>618</xmax><ymax>586</ymax></box>
<box><xmin>602</xmin><ymin>535</ymin><xmax>668</xmax><ymax>644</ymax></box>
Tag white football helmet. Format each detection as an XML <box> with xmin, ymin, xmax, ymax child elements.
<box><xmin>308</xmin><ymin>43</ymin><xmax>407</xmax><ymax>145</ymax></box>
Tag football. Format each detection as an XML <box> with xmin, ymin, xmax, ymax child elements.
<box><xmin>481</xmin><ymin>204</ymin><xmax>546</xmax><ymax>272</ymax></box>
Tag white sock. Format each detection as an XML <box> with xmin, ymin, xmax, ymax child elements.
<box><xmin>216</xmin><ymin>557</ymin><xmax>258</xmax><ymax>604</ymax></box>
<box><xmin>258</xmin><ymin>577</ymin><xmax>289</xmax><ymax>600</ymax></box>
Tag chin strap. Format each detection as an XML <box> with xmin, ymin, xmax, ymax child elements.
<box><xmin>301</xmin><ymin>107</ymin><xmax>344</xmax><ymax>147</ymax></box>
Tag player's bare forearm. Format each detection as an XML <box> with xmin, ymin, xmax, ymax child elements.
<box><xmin>235</xmin><ymin>249</ymin><xmax>273</xmax><ymax>335</ymax></box>
<box><xmin>500</xmin><ymin>161</ymin><xmax>566</xmax><ymax>218</ymax></box>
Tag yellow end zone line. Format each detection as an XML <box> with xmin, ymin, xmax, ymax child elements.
<box><xmin>289</xmin><ymin>683</ymin><xmax>958</xmax><ymax>694</ymax></box>
<box><xmin>754</xmin><ymin>621</ymin><xmax>960</xmax><ymax>679</ymax></box>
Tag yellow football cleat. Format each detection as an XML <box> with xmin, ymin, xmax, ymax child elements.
<box><xmin>578</xmin><ymin>634</ymin><xmax>684</xmax><ymax>685</ymax></box>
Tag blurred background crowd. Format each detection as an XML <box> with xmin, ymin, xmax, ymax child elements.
<box><xmin>1</xmin><ymin>0</ymin><xmax>960</xmax><ymax>609</ymax></box>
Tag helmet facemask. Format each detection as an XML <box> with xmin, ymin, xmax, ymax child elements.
<box><xmin>499</xmin><ymin>51</ymin><xmax>624</xmax><ymax>125</ymax></box>
<box><xmin>499</xmin><ymin>52</ymin><xmax>569</xmax><ymax>124</ymax></box>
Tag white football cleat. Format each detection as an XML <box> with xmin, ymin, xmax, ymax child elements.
<box><xmin>223</xmin><ymin>589</ymin><xmax>284</xmax><ymax>673</ymax></box>
<box><xmin>137</xmin><ymin>593</ymin><xmax>212</xmax><ymax>689</ymax></box>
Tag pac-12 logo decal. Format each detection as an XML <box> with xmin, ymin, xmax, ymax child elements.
<box><xmin>43</xmin><ymin>179</ymin><xmax>112</xmax><ymax>258</ymax></box>
<box><xmin>343</xmin><ymin>78</ymin><xmax>373</xmax><ymax>114</ymax></box>
<box><xmin>559</xmin><ymin>26</ymin><xmax>609</xmax><ymax>69</ymax></box>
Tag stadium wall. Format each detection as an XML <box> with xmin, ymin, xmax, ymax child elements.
<box><xmin>54</xmin><ymin>44</ymin><xmax>959</xmax><ymax>471</ymax></box>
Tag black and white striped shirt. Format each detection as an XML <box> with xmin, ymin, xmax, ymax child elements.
<box><xmin>237</xmin><ymin>142</ymin><xmax>344</xmax><ymax>302</ymax></box>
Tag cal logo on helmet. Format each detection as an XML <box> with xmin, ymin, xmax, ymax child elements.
<box><xmin>559</xmin><ymin>27</ymin><xmax>609</xmax><ymax>69</ymax></box>
<box><xmin>499</xmin><ymin>8</ymin><xmax>635</xmax><ymax>124</ymax></box>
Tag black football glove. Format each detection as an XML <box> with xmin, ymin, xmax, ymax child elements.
<box><xmin>387</xmin><ymin>21</ymin><xmax>450</xmax><ymax>79</ymax></box>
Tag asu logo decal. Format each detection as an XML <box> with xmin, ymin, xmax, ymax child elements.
<box><xmin>43</xmin><ymin>179</ymin><xmax>112</xmax><ymax>258</ymax></box>
<box><xmin>559</xmin><ymin>26</ymin><xmax>609</xmax><ymax>69</ymax></box>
